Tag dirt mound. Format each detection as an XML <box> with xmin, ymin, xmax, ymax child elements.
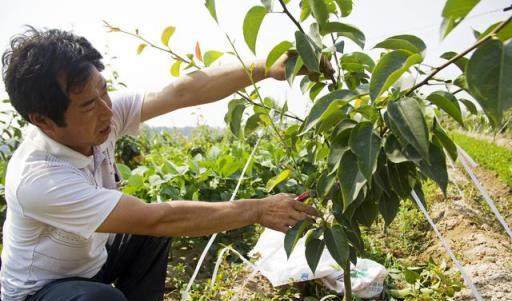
<box><xmin>423</xmin><ymin>163</ymin><xmax>512</xmax><ymax>300</ymax></box>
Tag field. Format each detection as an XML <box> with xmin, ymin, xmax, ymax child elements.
<box><xmin>110</xmin><ymin>126</ymin><xmax>512</xmax><ymax>300</ymax></box>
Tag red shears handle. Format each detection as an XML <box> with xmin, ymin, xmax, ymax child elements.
<box><xmin>295</xmin><ymin>191</ymin><xmax>310</xmax><ymax>202</ymax></box>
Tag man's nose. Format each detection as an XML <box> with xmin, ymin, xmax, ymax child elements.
<box><xmin>98</xmin><ymin>96</ymin><xmax>113</xmax><ymax>119</ymax></box>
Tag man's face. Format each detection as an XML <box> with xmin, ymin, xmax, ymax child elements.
<box><xmin>52</xmin><ymin>67</ymin><xmax>113</xmax><ymax>156</ymax></box>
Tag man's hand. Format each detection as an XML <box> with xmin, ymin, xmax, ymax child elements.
<box><xmin>256</xmin><ymin>193</ymin><xmax>320</xmax><ymax>233</ymax></box>
<box><xmin>266</xmin><ymin>54</ymin><xmax>289</xmax><ymax>81</ymax></box>
<box><xmin>266</xmin><ymin>52</ymin><xmax>335</xmax><ymax>82</ymax></box>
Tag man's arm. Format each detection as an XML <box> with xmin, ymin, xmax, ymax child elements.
<box><xmin>140</xmin><ymin>56</ymin><xmax>287</xmax><ymax>122</ymax></box>
<box><xmin>96</xmin><ymin>193</ymin><xmax>319</xmax><ymax>236</ymax></box>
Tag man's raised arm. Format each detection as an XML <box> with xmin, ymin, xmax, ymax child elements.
<box><xmin>139</xmin><ymin>56</ymin><xmax>288</xmax><ymax>122</ymax></box>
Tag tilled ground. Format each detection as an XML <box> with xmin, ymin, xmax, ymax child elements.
<box><xmin>424</xmin><ymin>162</ymin><xmax>512</xmax><ymax>300</ymax></box>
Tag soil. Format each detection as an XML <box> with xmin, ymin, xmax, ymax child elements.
<box><xmin>422</xmin><ymin>162</ymin><xmax>512</xmax><ymax>300</ymax></box>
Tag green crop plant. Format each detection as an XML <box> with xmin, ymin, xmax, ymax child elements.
<box><xmin>106</xmin><ymin>0</ymin><xmax>512</xmax><ymax>299</ymax></box>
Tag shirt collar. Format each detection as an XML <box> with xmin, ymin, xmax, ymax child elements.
<box><xmin>28</xmin><ymin>126</ymin><xmax>93</xmax><ymax>169</ymax></box>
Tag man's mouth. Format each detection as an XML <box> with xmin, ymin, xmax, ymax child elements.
<box><xmin>99</xmin><ymin>125</ymin><xmax>111</xmax><ymax>135</ymax></box>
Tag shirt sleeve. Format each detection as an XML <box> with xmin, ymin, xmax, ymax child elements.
<box><xmin>16</xmin><ymin>164</ymin><xmax>122</xmax><ymax>239</ymax></box>
<box><xmin>110</xmin><ymin>90</ymin><xmax>145</xmax><ymax>139</ymax></box>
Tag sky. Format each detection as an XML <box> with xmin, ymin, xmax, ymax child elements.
<box><xmin>0</xmin><ymin>0</ymin><xmax>510</xmax><ymax>128</ymax></box>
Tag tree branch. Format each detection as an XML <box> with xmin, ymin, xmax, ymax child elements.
<box><xmin>405</xmin><ymin>14</ymin><xmax>512</xmax><ymax>96</ymax></box>
<box><xmin>278</xmin><ymin>0</ymin><xmax>305</xmax><ymax>33</ymax></box>
<box><xmin>104</xmin><ymin>21</ymin><xmax>195</xmax><ymax>67</ymax></box>
<box><xmin>235</xmin><ymin>92</ymin><xmax>304</xmax><ymax>122</ymax></box>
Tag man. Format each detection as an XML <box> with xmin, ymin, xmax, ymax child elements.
<box><xmin>0</xmin><ymin>28</ymin><xmax>319</xmax><ymax>301</ymax></box>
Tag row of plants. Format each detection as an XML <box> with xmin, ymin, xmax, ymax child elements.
<box><xmin>451</xmin><ymin>131</ymin><xmax>512</xmax><ymax>187</ymax></box>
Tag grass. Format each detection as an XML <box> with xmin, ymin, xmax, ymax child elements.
<box><xmin>451</xmin><ymin>132</ymin><xmax>512</xmax><ymax>187</ymax></box>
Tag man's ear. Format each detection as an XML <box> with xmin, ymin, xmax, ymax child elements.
<box><xmin>28</xmin><ymin>113</ymin><xmax>57</xmax><ymax>134</ymax></box>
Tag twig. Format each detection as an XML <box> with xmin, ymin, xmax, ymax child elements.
<box><xmin>278</xmin><ymin>0</ymin><xmax>305</xmax><ymax>33</ymax></box>
<box><xmin>235</xmin><ymin>92</ymin><xmax>304</xmax><ymax>122</ymax></box>
<box><xmin>453</xmin><ymin>88</ymin><xmax>464</xmax><ymax>95</ymax></box>
<box><xmin>331</xmin><ymin>34</ymin><xmax>342</xmax><ymax>84</ymax></box>
<box><xmin>104</xmin><ymin>21</ymin><xmax>195</xmax><ymax>67</ymax></box>
<box><xmin>405</xmin><ymin>15</ymin><xmax>512</xmax><ymax>96</ymax></box>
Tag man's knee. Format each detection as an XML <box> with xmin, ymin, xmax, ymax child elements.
<box><xmin>28</xmin><ymin>280</ymin><xmax>127</xmax><ymax>301</ymax></box>
<box><xmin>84</xmin><ymin>283</ymin><xmax>127</xmax><ymax>301</ymax></box>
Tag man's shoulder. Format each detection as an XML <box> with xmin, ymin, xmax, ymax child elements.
<box><xmin>7</xmin><ymin>138</ymin><xmax>77</xmax><ymax>189</ymax></box>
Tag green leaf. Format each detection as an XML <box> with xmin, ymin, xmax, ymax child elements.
<box><xmin>204</xmin><ymin>0</ymin><xmax>218</xmax><ymax>22</ymax></box>
<box><xmin>116</xmin><ymin>163</ymin><xmax>131</xmax><ymax>179</ymax></box>
<box><xmin>317</xmin><ymin>171</ymin><xmax>336</xmax><ymax>198</ymax></box>
<box><xmin>370</xmin><ymin>50</ymin><xmax>423</xmax><ymax>100</ymax></box>
<box><xmin>261</xmin><ymin>0</ymin><xmax>273</xmax><ymax>11</ymax></box>
<box><xmin>334</xmin><ymin>0</ymin><xmax>352</xmax><ymax>17</ymax></box>
<box><xmin>284</xmin><ymin>220</ymin><xmax>309</xmax><ymax>258</ymax></box>
<box><xmin>440</xmin><ymin>51</ymin><xmax>468</xmax><ymax>72</ymax></box>
<box><xmin>243</xmin><ymin>6</ymin><xmax>267</xmax><ymax>54</ymax></box>
<box><xmin>426</xmin><ymin>91</ymin><xmax>464</xmax><ymax>126</ymax></box>
<box><xmin>161</xmin><ymin>26</ymin><xmax>176</xmax><ymax>46</ymax></box>
<box><xmin>466</xmin><ymin>39</ymin><xmax>512</xmax><ymax>126</ymax></box>
<box><xmin>266</xmin><ymin>41</ymin><xmax>293</xmax><ymax>71</ymax></box>
<box><xmin>386</xmin><ymin>97</ymin><xmax>430</xmax><ymax>163</ymax></box>
<box><xmin>245</xmin><ymin>113</ymin><xmax>263</xmax><ymax>136</ymax></box>
<box><xmin>354</xmin><ymin>197</ymin><xmax>379</xmax><ymax>227</ymax></box>
<box><xmin>379</xmin><ymin>192</ymin><xmax>400</xmax><ymax>226</ymax></box>
<box><xmin>170</xmin><ymin>60</ymin><xmax>182</xmax><ymax>77</ymax></box>
<box><xmin>309</xmin><ymin>23</ymin><xmax>323</xmax><ymax>49</ymax></box>
<box><xmin>440</xmin><ymin>0</ymin><xmax>480</xmax><ymax>38</ymax></box>
<box><xmin>384</xmin><ymin>134</ymin><xmax>408</xmax><ymax>163</ymax></box>
<box><xmin>338</xmin><ymin>151</ymin><xmax>367</xmax><ymax>210</ymax></box>
<box><xmin>285</xmin><ymin>55</ymin><xmax>304</xmax><ymax>86</ymax></box>
<box><xmin>308</xmin><ymin>0</ymin><xmax>329</xmax><ymax>28</ymax></box>
<box><xmin>478</xmin><ymin>21</ymin><xmax>512</xmax><ymax>42</ymax></box>
<box><xmin>309</xmin><ymin>82</ymin><xmax>325</xmax><ymax>100</ymax></box>
<box><xmin>387</xmin><ymin>162</ymin><xmax>413</xmax><ymax>199</ymax></box>
<box><xmin>349</xmin><ymin>122</ymin><xmax>381</xmax><ymax>181</ymax></box>
<box><xmin>301</xmin><ymin>88</ymin><xmax>365</xmax><ymax>134</ymax></box>
<box><xmin>432</xmin><ymin>118</ymin><xmax>457</xmax><ymax>161</ymax></box>
<box><xmin>374</xmin><ymin>35</ymin><xmax>426</xmax><ymax>56</ymax></box>
<box><xmin>418</xmin><ymin>143</ymin><xmax>448</xmax><ymax>195</ymax></box>
<box><xmin>316</xmin><ymin>99</ymin><xmax>350</xmax><ymax>130</ymax></box>
<box><xmin>300</xmin><ymin>0</ymin><xmax>311</xmax><ymax>22</ymax></box>
<box><xmin>203</xmin><ymin>50</ymin><xmax>224</xmax><ymax>67</ymax></box>
<box><xmin>341</xmin><ymin>52</ymin><xmax>375</xmax><ymax>72</ymax></box>
<box><xmin>127</xmin><ymin>174</ymin><xmax>144</xmax><ymax>189</ymax></box>
<box><xmin>320</xmin><ymin>22</ymin><xmax>365</xmax><ymax>49</ymax></box>
<box><xmin>266</xmin><ymin>169</ymin><xmax>292</xmax><ymax>191</ymax></box>
<box><xmin>305</xmin><ymin>237</ymin><xmax>325</xmax><ymax>273</ymax></box>
<box><xmin>327</xmin><ymin>122</ymin><xmax>355</xmax><ymax>174</ymax></box>
<box><xmin>404</xmin><ymin>269</ymin><xmax>420</xmax><ymax>284</ymax></box>
<box><xmin>295</xmin><ymin>31</ymin><xmax>320</xmax><ymax>73</ymax></box>
<box><xmin>136</xmin><ymin>43</ymin><xmax>147</xmax><ymax>55</ymax></box>
<box><xmin>224</xmin><ymin>99</ymin><xmax>246</xmax><ymax>137</ymax></box>
<box><xmin>324</xmin><ymin>225</ymin><xmax>349</xmax><ymax>267</ymax></box>
<box><xmin>460</xmin><ymin>99</ymin><xmax>478</xmax><ymax>115</ymax></box>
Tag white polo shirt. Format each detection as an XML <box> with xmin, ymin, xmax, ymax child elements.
<box><xmin>0</xmin><ymin>91</ymin><xmax>144</xmax><ymax>301</ymax></box>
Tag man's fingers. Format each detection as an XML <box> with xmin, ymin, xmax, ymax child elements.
<box><xmin>289</xmin><ymin>210</ymin><xmax>307</xmax><ymax>222</ymax></box>
<box><xmin>293</xmin><ymin>200</ymin><xmax>321</xmax><ymax>217</ymax></box>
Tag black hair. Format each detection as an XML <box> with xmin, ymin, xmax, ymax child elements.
<box><xmin>1</xmin><ymin>26</ymin><xmax>104</xmax><ymax>127</ymax></box>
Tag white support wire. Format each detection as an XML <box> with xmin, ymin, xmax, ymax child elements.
<box><xmin>181</xmin><ymin>135</ymin><xmax>262</xmax><ymax>301</ymax></box>
<box><xmin>210</xmin><ymin>246</ymin><xmax>258</xmax><ymax>287</ymax></box>
<box><xmin>457</xmin><ymin>147</ymin><xmax>512</xmax><ymax>241</ymax></box>
<box><xmin>410</xmin><ymin>190</ymin><xmax>484</xmax><ymax>301</ymax></box>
